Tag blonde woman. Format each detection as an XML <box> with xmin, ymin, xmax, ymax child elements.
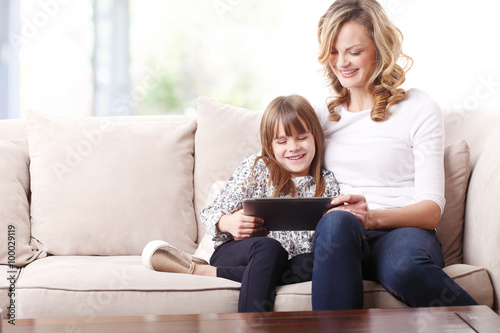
<box><xmin>312</xmin><ymin>0</ymin><xmax>478</xmax><ymax>309</ymax></box>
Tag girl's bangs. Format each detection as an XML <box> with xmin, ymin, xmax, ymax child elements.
<box><xmin>273</xmin><ymin>112</ymin><xmax>308</xmax><ymax>138</ymax></box>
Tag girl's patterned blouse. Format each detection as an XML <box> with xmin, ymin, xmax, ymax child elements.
<box><xmin>200</xmin><ymin>154</ymin><xmax>340</xmax><ymax>258</ymax></box>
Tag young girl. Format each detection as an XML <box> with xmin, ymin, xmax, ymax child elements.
<box><xmin>142</xmin><ymin>94</ymin><xmax>340</xmax><ymax>312</ymax></box>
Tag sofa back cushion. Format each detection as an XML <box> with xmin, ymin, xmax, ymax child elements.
<box><xmin>0</xmin><ymin>119</ymin><xmax>28</xmax><ymax>141</ymax></box>
<box><xmin>194</xmin><ymin>97</ymin><xmax>263</xmax><ymax>241</ymax></box>
<box><xmin>437</xmin><ymin>139</ymin><xmax>471</xmax><ymax>266</ymax></box>
<box><xmin>27</xmin><ymin>110</ymin><xmax>198</xmax><ymax>255</ymax></box>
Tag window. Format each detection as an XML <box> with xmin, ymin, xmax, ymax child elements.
<box><xmin>18</xmin><ymin>0</ymin><xmax>94</xmax><ymax>117</ymax></box>
<box><xmin>128</xmin><ymin>0</ymin><xmax>330</xmax><ymax>115</ymax></box>
<box><xmin>1</xmin><ymin>0</ymin><xmax>498</xmax><ymax>119</ymax></box>
<box><xmin>1</xmin><ymin>0</ymin><xmax>331</xmax><ymax>118</ymax></box>
<box><xmin>0</xmin><ymin>0</ymin><xmax>18</xmax><ymax>119</ymax></box>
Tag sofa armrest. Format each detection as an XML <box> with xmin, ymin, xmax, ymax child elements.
<box><xmin>444</xmin><ymin>108</ymin><xmax>500</xmax><ymax>313</ymax></box>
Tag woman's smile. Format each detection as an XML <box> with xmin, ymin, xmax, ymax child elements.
<box><xmin>338</xmin><ymin>68</ymin><xmax>359</xmax><ymax>78</ymax></box>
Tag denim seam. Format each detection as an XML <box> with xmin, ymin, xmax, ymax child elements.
<box><xmin>378</xmin><ymin>280</ymin><xmax>413</xmax><ymax>307</ymax></box>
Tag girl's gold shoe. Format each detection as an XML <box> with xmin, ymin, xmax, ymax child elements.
<box><xmin>142</xmin><ymin>240</ymin><xmax>206</xmax><ymax>274</ymax></box>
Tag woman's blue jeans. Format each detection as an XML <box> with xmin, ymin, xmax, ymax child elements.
<box><xmin>311</xmin><ymin>210</ymin><xmax>478</xmax><ymax>310</ymax></box>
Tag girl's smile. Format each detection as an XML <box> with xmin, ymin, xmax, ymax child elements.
<box><xmin>287</xmin><ymin>154</ymin><xmax>305</xmax><ymax>161</ymax></box>
<box><xmin>272</xmin><ymin>120</ymin><xmax>315</xmax><ymax>178</ymax></box>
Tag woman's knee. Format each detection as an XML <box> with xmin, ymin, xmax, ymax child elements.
<box><xmin>313</xmin><ymin>210</ymin><xmax>365</xmax><ymax>260</ymax></box>
<box><xmin>315</xmin><ymin>210</ymin><xmax>363</xmax><ymax>240</ymax></box>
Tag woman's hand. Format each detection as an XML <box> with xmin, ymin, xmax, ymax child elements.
<box><xmin>329</xmin><ymin>195</ymin><xmax>441</xmax><ymax>231</ymax></box>
<box><xmin>217</xmin><ymin>209</ymin><xmax>268</xmax><ymax>241</ymax></box>
<box><xmin>329</xmin><ymin>194</ymin><xmax>376</xmax><ymax>230</ymax></box>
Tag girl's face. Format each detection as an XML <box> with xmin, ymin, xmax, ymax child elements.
<box><xmin>329</xmin><ymin>20</ymin><xmax>377</xmax><ymax>94</ymax></box>
<box><xmin>271</xmin><ymin>120</ymin><xmax>316</xmax><ymax>177</ymax></box>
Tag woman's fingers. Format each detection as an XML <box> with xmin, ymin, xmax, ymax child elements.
<box><xmin>332</xmin><ymin>193</ymin><xmax>366</xmax><ymax>205</ymax></box>
<box><xmin>329</xmin><ymin>194</ymin><xmax>373</xmax><ymax>229</ymax></box>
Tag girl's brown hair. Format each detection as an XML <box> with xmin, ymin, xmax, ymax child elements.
<box><xmin>254</xmin><ymin>95</ymin><xmax>326</xmax><ymax>197</ymax></box>
<box><xmin>318</xmin><ymin>0</ymin><xmax>412</xmax><ymax>122</ymax></box>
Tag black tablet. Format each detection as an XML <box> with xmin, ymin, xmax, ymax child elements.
<box><xmin>242</xmin><ymin>197</ymin><xmax>336</xmax><ymax>231</ymax></box>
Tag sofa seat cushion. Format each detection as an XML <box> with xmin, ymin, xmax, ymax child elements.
<box><xmin>274</xmin><ymin>280</ymin><xmax>406</xmax><ymax>311</ymax></box>
<box><xmin>14</xmin><ymin>256</ymin><xmax>493</xmax><ymax>318</ymax></box>
<box><xmin>441</xmin><ymin>264</ymin><xmax>494</xmax><ymax>308</ymax></box>
<box><xmin>0</xmin><ymin>264</ymin><xmax>20</xmax><ymax>318</ymax></box>
<box><xmin>15</xmin><ymin>256</ymin><xmax>240</xmax><ymax>318</ymax></box>
<box><xmin>274</xmin><ymin>264</ymin><xmax>493</xmax><ymax>311</ymax></box>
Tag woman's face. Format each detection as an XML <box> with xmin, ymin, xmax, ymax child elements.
<box><xmin>329</xmin><ymin>20</ymin><xmax>377</xmax><ymax>93</ymax></box>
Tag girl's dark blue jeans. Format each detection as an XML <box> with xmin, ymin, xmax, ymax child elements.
<box><xmin>211</xmin><ymin>237</ymin><xmax>289</xmax><ymax>312</ymax></box>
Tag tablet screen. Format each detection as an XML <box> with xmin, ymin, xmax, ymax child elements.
<box><xmin>242</xmin><ymin>197</ymin><xmax>334</xmax><ymax>231</ymax></box>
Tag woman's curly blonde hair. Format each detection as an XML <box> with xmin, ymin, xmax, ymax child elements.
<box><xmin>318</xmin><ymin>0</ymin><xmax>412</xmax><ymax>122</ymax></box>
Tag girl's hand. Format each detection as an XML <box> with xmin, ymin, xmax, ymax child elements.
<box><xmin>217</xmin><ymin>209</ymin><xmax>268</xmax><ymax>241</ymax></box>
<box><xmin>329</xmin><ymin>194</ymin><xmax>376</xmax><ymax>230</ymax></box>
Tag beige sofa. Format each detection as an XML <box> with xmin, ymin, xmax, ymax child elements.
<box><xmin>0</xmin><ymin>96</ymin><xmax>498</xmax><ymax>320</ymax></box>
